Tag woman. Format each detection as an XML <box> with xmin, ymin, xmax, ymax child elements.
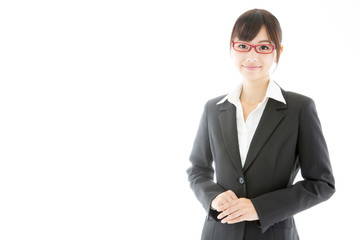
<box><xmin>186</xmin><ymin>9</ymin><xmax>335</xmax><ymax>240</ymax></box>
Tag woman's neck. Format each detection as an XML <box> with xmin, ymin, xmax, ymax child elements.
<box><xmin>240</xmin><ymin>78</ymin><xmax>270</xmax><ymax>104</ymax></box>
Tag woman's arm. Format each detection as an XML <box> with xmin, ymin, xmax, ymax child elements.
<box><xmin>251</xmin><ymin>98</ymin><xmax>335</xmax><ymax>232</ymax></box>
<box><xmin>186</xmin><ymin>101</ymin><xmax>226</xmax><ymax>217</ymax></box>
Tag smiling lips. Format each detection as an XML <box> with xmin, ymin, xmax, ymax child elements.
<box><xmin>242</xmin><ymin>65</ymin><xmax>261</xmax><ymax>70</ymax></box>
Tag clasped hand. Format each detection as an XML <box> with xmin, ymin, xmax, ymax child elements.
<box><xmin>211</xmin><ymin>190</ymin><xmax>259</xmax><ymax>224</ymax></box>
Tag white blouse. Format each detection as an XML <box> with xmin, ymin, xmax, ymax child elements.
<box><xmin>217</xmin><ymin>79</ymin><xmax>286</xmax><ymax>167</ymax></box>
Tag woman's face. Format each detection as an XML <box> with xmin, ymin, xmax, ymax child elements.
<box><xmin>231</xmin><ymin>25</ymin><xmax>278</xmax><ymax>83</ymax></box>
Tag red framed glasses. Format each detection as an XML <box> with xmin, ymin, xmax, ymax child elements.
<box><xmin>232</xmin><ymin>41</ymin><xmax>276</xmax><ymax>54</ymax></box>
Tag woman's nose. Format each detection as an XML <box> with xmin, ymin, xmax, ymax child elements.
<box><xmin>246</xmin><ymin>47</ymin><xmax>258</xmax><ymax>62</ymax></box>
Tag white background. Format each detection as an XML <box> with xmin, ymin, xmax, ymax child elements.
<box><xmin>0</xmin><ymin>0</ymin><xmax>359</xmax><ymax>239</ymax></box>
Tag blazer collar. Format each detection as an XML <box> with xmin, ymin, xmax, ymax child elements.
<box><xmin>219</xmin><ymin>101</ymin><xmax>243</xmax><ymax>173</ymax></box>
<box><xmin>218</xmin><ymin>91</ymin><xmax>287</xmax><ymax>173</ymax></box>
<box><xmin>217</xmin><ymin>79</ymin><xmax>286</xmax><ymax>106</ymax></box>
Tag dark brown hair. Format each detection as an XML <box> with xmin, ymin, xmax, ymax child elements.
<box><xmin>230</xmin><ymin>9</ymin><xmax>282</xmax><ymax>63</ymax></box>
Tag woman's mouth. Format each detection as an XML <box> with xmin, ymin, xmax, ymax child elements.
<box><xmin>242</xmin><ymin>65</ymin><xmax>261</xmax><ymax>70</ymax></box>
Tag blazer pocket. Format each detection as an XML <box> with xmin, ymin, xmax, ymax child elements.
<box><xmin>272</xmin><ymin>218</ymin><xmax>293</xmax><ymax>229</ymax></box>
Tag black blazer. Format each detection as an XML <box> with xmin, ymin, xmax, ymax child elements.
<box><xmin>187</xmin><ymin>88</ymin><xmax>335</xmax><ymax>240</ymax></box>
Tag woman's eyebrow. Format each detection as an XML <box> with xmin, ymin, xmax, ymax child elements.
<box><xmin>258</xmin><ymin>40</ymin><xmax>271</xmax><ymax>43</ymax></box>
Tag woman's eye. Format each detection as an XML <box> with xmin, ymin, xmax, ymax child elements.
<box><xmin>260</xmin><ymin>45</ymin><xmax>269</xmax><ymax>50</ymax></box>
<box><xmin>238</xmin><ymin>44</ymin><xmax>247</xmax><ymax>49</ymax></box>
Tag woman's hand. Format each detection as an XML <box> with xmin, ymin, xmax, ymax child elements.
<box><xmin>216</xmin><ymin>197</ymin><xmax>259</xmax><ymax>224</ymax></box>
<box><xmin>211</xmin><ymin>190</ymin><xmax>238</xmax><ymax>211</ymax></box>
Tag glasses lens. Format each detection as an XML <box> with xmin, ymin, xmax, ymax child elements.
<box><xmin>233</xmin><ymin>43</ymin><xmax>250</xmax><ymax>52</ymax></box>
<box><xmin>256</xmin><ymin>44</ymin><xmax>274</xmax><ymax>53</ymax></box>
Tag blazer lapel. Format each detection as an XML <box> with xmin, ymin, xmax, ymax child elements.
<box><xmin>243</xmin><ymin>98</ymin><xmax>287</xmax><ymax>172</ymax></box>
<box><xmin>218</xmin><ymin>100</ymin><xmax>243</xmax><ymax>173</ymax></box>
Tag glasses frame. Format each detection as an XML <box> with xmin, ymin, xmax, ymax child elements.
<box><xmin>232</xmin><ymin>41</ymin><xmax>276</xmax><ymax>54</ymax></box>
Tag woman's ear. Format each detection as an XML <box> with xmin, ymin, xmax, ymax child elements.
<box><xmin>274</xmin><ymin>45</ymin><xmax>284</xmax><ymax>63</ymax></box>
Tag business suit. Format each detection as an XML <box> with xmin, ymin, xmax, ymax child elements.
<box><xmin>187</xmin><ymin>88</ymin><xmax>335</xmax><ymax>240</ymax></box>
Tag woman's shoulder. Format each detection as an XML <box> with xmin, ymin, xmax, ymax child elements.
<box><xmin>206</xmin><ymin>94</ymin><xmax>228</xmax><ymax>105</ymax></box>
<box><xmin>200</xmin><ymin>94</ymin><xmax>229</xmax><ymax>115</ymax></box>
<box><xmin>282</xmin><ymin>89</ymin><xmax>315</xmax><ymax>105</ymax></box>
<box><xmin>280</xmin><ymin>89</ymin><xmax>319</xmax><ymax>116</ymax></box>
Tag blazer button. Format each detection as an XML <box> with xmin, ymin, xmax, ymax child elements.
<box><xmin>239</xmin><ymin>177</ymin><xmax>245</xmax><ymax>184</ymax></box>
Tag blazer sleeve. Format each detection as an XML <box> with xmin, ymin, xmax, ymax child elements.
<box><xmin>186</xmin><ymin>101</ymin><xmax>226</xmax><ymax>216</ymax></box>
<box><xmin>251</xmin><ymin>98</ymin><xmax>336</xmax><ymax>233</ymax></box>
